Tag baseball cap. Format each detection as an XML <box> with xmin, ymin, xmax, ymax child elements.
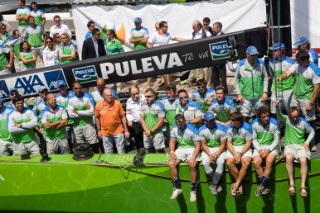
<box><xmin>270</xmin><ymin>42</ymin><xmax>286</xmax><ymax>50</ymax></box>
<box><xmin>246</xmin><ymin>46</ymin><xmax>259</xmax><ymax>55</ymax></box>
<box><xmin>57</xmin><ymin>80</ymin><xmax>67</xmax><ymax>88</ymax></box>
<box><xmin>9</xmin><ymin>88</ymin><xmax>18</xmax><ymax>93</ymax></box>
<box><xmin>134</xmin><ymin>17</ymin><xmax>142</xmax><ymax>23</ymax></box>
<box><xmin>293</xmin><ymin>36</ymin><xmax>308</xmax><ymax>46</ymax></box>
<box><xmin>0</xmin><ymin>98</ymin><xmax>3</xmax><ymax>103</ymax></box>
<box><xmin>38</xmin><ymin>86</ymin><xmax>48</xmax><ymax>93</ymax></box>
<box><xmin>204</xmin><ymin>112</ymin><xmax>215</xmax><ymax>121</ymax></box>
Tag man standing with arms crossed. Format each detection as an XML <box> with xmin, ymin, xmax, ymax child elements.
<box><xmin>41</xmin><ymin>93</ymin><xmax>69</xmax><ymax>154</ymax></box>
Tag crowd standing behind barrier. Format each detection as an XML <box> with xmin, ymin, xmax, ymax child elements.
<box><xmin>0</xmin><ymin>0</ymin><xmax>320</xmax><ymax>202</ymax></box>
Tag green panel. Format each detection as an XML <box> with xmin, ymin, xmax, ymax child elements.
<box><xmin>0</xmin><ymin>154</ymin><xmax>319</xmax><ymax>212</ymax></box>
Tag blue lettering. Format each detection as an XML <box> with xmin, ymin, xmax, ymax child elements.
<box><xmin>14</xmin><ymin>75</ymin><xmax>45</xmax><ymax>94</ymax></box>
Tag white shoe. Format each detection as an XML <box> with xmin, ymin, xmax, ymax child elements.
<box><xmin>170</xmin><ymin>188</ymin><xmax>182</xmax><ymax>199</ymax></box>
<box><xmin>311</xmin><ymin>145</ymin><xmax>317</xmax><ymax>152</ymax></box>
<box><xmin>210</xmin><ymin>184</ymin><xmax>222</xmax><ymax>195</ymax></box>
<box><xmin>190</xmin><ymin>191</ymin><xmax>197</xmax><ymax>202</ymax></box>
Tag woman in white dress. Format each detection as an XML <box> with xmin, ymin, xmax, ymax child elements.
<box><xmin>43</xmin><ymin>37</ymin><xmax>59</xmax><ymax>66</ymax></box>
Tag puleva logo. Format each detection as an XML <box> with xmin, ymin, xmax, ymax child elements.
<box><xmin>72</xmin><ymin>65</ymin><xmax>98</xmax><ymax>83</ymax></box>
<box><xmin>209</xmin><ymin>41</ymin><xmax>230</xmax><ymax>60</ymax></box>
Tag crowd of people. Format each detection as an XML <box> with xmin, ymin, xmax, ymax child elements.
<box><xmin>0</xmin><ymin>0</ymin><xmax>320</xmax><ymax>204</ymax></box>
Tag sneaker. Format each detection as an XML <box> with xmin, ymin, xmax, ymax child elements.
<box><xmin>255</xmin><ymin>185</ymin><xmax>263</xmax><ymax>197</ymax></box>
<box><xmin>262</xmin><ymin>187</ymin><xmax>270</xmax><ymax>195</ymax></box>
<box><xmin>311</xmin><ymin>145</ymin><xmax>317</xmax><ymax>152</ymax></box>
<box><xmin>210</xmin><ymin>184</ymin><xmax>222</xmax><ymax>195</ymax></box>
<box><xmin>170</xmin><ymin>188</ymin><xmax>182</xmax><ymax>199</ymax></box>
<box><xmin>190</xmin><ymin>191</ymin><xmax>197</xmax><ymax>202</ymax></box>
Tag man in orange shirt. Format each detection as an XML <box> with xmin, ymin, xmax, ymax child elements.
<box><xmin>95</xmin><ymin>88</ymin><xmax>130</xmax><ymax>154</ymax></box>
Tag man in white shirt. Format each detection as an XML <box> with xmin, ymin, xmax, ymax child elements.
<box><xmin>49</xmin><ymin>15</ymin><xmax>71</xmax><ymax>38</ymax></box>
<box><xmin>147</xmin><ymin>21</ymin><xmax>189</xmax><ymax>86</ymax></box>
<box><xmin>126</xmin><ymin>86</ymin><xmax>145</xmax><ymax>151</ymax></box>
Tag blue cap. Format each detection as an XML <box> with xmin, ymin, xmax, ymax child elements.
<box><xmin>57</xmin><ymin>80</ymin><xmax>67</xmax><ymax>88</ymax></box>
<box><xmin>293</xmin><ymin>36</ymin><xmax>308</xmax><ymax>46</ymax></box>
<box><xmin>38</xmin><ymin>86</ymin><xmax>48</xmax><ymax>93</ymax></box>
<box><xmin>204</xmin><ymin>112</ymin><xmax>215</xmax><ymax>121</ymax></box>
<box><xmin>246</xmin><ymin>46</ymin><xmax>259</xmax><ymax>55</ymax></box>
<box><xmin>271</xmin><ymin>42</ymin><xmax>285</xmax><ymax>50</ymax></box>
<box><xmin>134</xmin><ymin>17</ymin><xmax>142</xmax><ymax>23</ymax></box>
<box><xmin>0</xmin><ymin>98</ymin><xmax>3</xmax><ymax>103</ymax></box>
<box><xmin>9</xmin><ymin>88</ymin><xmax>18</xmax><ymax>93</ymax></box>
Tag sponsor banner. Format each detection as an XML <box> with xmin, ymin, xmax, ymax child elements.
<box><xmin>0</xmin><ymin>27</ymin><xmax>267</xmax><ymax>100</ymax></box>
<box><xmin>72</xmin><ymin>65</ymin><xmax>98</xmax><ymax>83</ymax></box>
<box><xmin>0</xmin><ymin>69</ymin><xmax>68</xmax><ymax>99</ymax></box>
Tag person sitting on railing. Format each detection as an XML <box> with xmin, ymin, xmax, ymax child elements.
<box><xmin>274</xmin><ymin>100</ymin><xmax>314</xmax><ymax>198</ymax></box>
<box><xmin>251</xmin><ymin>106</ymin><xmax>280</xmax><ymax>196</ymax></box>
<box><xmin>199</xmin><ymin>112</ymin><xmax>226</xmax><ymax>195</ymax></box>
<box><xmin>168</xmin><ymin>114</ymin><xmax>201</xmax><ymax>202</ymax></box>
<box><xmin>225</xmin><ymin>112</ymin><xmax>253</xmax><ymax>196</ymax></box>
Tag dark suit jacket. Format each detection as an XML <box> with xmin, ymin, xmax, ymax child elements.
<box><xmin>81</xmin><ymin>37</ymin><xmax>106</xmax><ymax>60</ymax></box>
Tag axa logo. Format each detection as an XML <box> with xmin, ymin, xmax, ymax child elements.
<box><xmin>72</xmin><ymin>65</ymin><xmax>98</xmax><ymax>83</ymax></box>
<box><xmin>209</xmin><ymin>41</ymin><xmax>230</xmax><ymax>60</ymax></box>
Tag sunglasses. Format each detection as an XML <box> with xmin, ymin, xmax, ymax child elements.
<box><xmin>55</xmin><ymin>36</ymin><xmax>61</xmax><ymax>38</ymax></box>
<box><xmin>197</xmin><ymin>85</ymin><xmax>206</xmax><ymax>89</ymax></box>
<box><xmin>131</xmin><ymin>93</ymin><xmax>139</xmax><ymax>96</ymax></box>
<box><xmin>73</xmin><ymin>87</ymin><xmax>82</xmax><ymax>90</ymax></box>
<box><xmin>1</xmin><ymin>28</ymin><xmax>5</xmax><ymax>30</ymax></box>
<box><xmin>10</xmin><ymin>92</ymin><xmax>18</xmax><ymax>96</ymax></box>
<box><xmin>179</xmin><ymin>96</ymin><xmax>189</xmax><ymax>100</ymax></box>
<box><xmin>145</xmin><ymin>95</ymin><xmax>153</xmax><ymax>98</ymax></box>
<box><xmin>40</xmin><ymin>90</ymin><xmax>48</xmax><ymax>94</ymax></box>
<box><xmin>55</xmin><ymin>19</ymin><xmax>61</xmax><ymax>22</ymax></box>
<box><xmin>61</xmin><ymin>37</ymin><xmax>67</xmax><ymax>39</ymax></box>
<box><xmin>175</xmin><ymin>119</ymin><xmax>185</xmax><ymax>123</ymax></box>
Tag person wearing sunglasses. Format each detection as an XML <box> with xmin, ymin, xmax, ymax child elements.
<box><xmin>59</xmin><ymin>33</ymin><xmax>76</xmax><ymax>64</ymax></box>
<box><xmin>43</xmin><ymin>36</ymin><xmax>59</xmax><ymax>66</ymax></box>
<box><xmin>189</xmin><ymin>79</ymin><xmax>215</xmax><ymax>113</ymax></box>
<box><xmin>16</xmin><ymin>0</ymin><xmax>30</xmax><ymax>34</ymax></box>
<box><xmin>199</xmin><ymin>112</ymin><xmax>226</xmax><ymax>195</ymax></box>
<box><xmin>148</xmin><ymin>20</ymin><xmax>189</xmax><ymax>87</ymax></box>
<box><xmin>225</xmin><ymin>112</ymin><xmax>253</xmax><ymax>197</ymax></box>
<box><xmin>168</xmin><ymin>114</ymin><xmax>201</xmax><ymax>202</ymax></box>
<box><xmin>274</xmin><ymin>100</ymin><xmax>314</xmax><ymax>198</ymax></box>
<box><xmin>49</xmin><ymin>15</ymin><xmax>71</xmax><ymax>38</ymax></box>
<box><xmin>251</xmin><ymin>106</ymin><xmax>279</xmax><ymax>196</ymax></box>
<box><xmin>56</xmin><ymin>80</ymin><xmax>75</xmax><ymax>151</ymax></box>
<box><xmin>0</xmin><ymin>97</ymin><xmax>13</xmax><ymax>156</ymax></box>
<box><xmin>176</xmin><ymin>89</ymin><xmax>202</xmax><ymax>128</ymax></box>
<box><xmin>67</xmin><ymin>81</ymin><xmax>98</xmax><ymax>146</ymax></box>
<box><xmin>140</xmin><ymin>88</ymin><xmax>165</xmax><ymax>153</ymax></box>
<box><xmin>8</xmin><ymin>95</ymin><xmax>39</xmax><ymax>156</ymax></box>
<box><xmin>0</xmin><ymin>14</ymin><xmax>12</xmax><ymax>33</ymax></box>
<box><xmin>208</xmin><ymin>85</ymin><xmax>237</xmax><ymax>126</ymax></box>
<box><xmin>5</xmin><ymin>88</ymin><xmax>29</xmax><ymax>110</ymax></box>
<box><xmin>235</xmin><ymin>45</ymin><xmax>268</xmax><ymax>122</ymax></box>
<box><xmin>41</xmin><ymin>93</ymin><xmax>69</xmax><ymax>154</ymax></box>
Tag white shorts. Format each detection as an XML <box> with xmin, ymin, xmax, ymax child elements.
<box><xmin>201</xmin><ymin>147</ymin><xmax>226</xmax><ymax>165</ymax></box>
<box><xmin>252</xmin><ymin>145</ymin><xmax>279</xmax><ymax>157</ymax></box>
<box><xmin>226</xmin><ymin>146</ymin><xmax>252</xmax><ymax>159</ymax></box>
<box><xmin>290</xmin><ymin>96</ymin><xmax>316</xmax><ymax>121</ymax></box>
<box><xmin>284</xmin><ymin>144</ymin><xmax>311</xmax><ymax>160</ymax></box>
<box><xmin>143</xmin><ymin>132</ymin><xmax>165</xmax><ymax>150</ymax></box>
<box><xmin>271</xmin><ymin>90</ymin><xmax>293</xmax><ymax>114</ymax></box>
<box><xmin>240</xmin><ymin>98</ymin><xmax>265</xmax><ymax>117</ymax></box>
<box><xmin>175</xmin><ymin>147</ymin><xmax>201</xmax><ymax>162</ymax></box>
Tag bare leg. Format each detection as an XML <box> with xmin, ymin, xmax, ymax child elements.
<box><xmin>264</xmin><ymin>154</ymin><xmax>276</xmax><ymax>177</ymax></box>
<box><xmin>226</xmin><ymin>158</ymin><xmax>239</xmax><ymax>181</ymax></box>
<box><xmin>235</xmin><ymin>157</ymin><xmax>251</xmax><ymax>187</ymax></box>
<box><xmin>285</xmin><ymin>154</ymin><xmax>295</xmax><ymax>186</ymax></box>
<box><xmin>253</xmin><ymin>156</ymin><xmax>264</xmax><ymax>177</ymax></box>
<box><xmin>299</xmin><ymin>157</ymin><xmax>308</xmax><ymax>188</ymax></box>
